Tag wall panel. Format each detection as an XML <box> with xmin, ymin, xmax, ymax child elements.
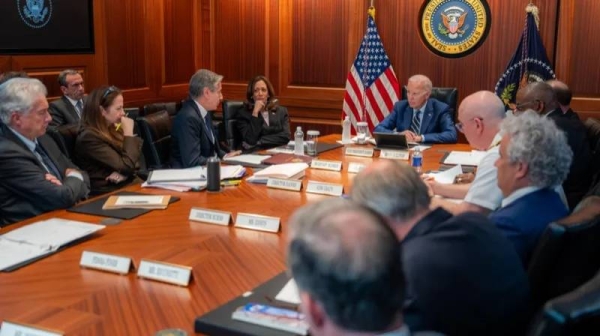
<box><xmin>570</xmin><ymin>0</ymin><xmax>600</xmax><ymax>95</ymax></box>
<box><xmin>163</xmin><ymin>0</ymin><xmax>196</xmax><ymax>85</ymax></box>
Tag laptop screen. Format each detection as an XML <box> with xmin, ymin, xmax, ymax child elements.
<box><xmin>373</xmin><ymin>132</ymin><xmax>410</xmax><ymax>150</ymax></box>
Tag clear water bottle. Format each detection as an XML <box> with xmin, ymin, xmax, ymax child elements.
<box><xmin>342</xmin><ymin>116</ymin><xmax>351</xmax><ymax>144</ymax></box>
<box><xmin>412</xmin><ymin>147</ymin><xmax>422</xmax><ymax>174</ymax></box>
<box><xmin>294</xmin><ymin>126</ymin><xmax>304</xmax><ymax>155</ymax></box>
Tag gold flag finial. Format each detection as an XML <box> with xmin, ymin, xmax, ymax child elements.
<box><xmin>526</xmin><ymin>3</ymin><xmax>540</xmax><ymax>28</ymax></box>
<box><xmin>368</xmin><ymin>6</ymin><xmax>375</xmax><ymax>20</ymax></box>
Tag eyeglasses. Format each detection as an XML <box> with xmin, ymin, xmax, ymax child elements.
<box><xmin>101</xmin><ymin>86</ymin><xmax>118</xmax><ymax>100</ymax></box>
<box><xmin>514</xmin><ymin>99</ymin><xmax>540</xmax><ymax>112</ymax></box>
<box><xmin>455</xmin><ymin>117</ymin><xmax>483</xmax><ymax>133</ymax></box>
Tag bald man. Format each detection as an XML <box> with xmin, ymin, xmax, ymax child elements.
<box><xmin>547</xmin><ymin>79</ymin><xmax>580</xmax><ymax>120</ymax></box>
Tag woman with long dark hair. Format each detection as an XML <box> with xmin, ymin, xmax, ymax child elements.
<box><xmin>74</xmin><ymin>86</ymin><xmax>142</xmax><ymax>195</ymax></box>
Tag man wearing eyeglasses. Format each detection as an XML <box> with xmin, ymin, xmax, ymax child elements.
<box><xmin>0</xmin><ymin>78</ymin><xmax>90</xmax><ymax>227</ymax></box>
<box><xmin>373</xmin><ymin>74</ymin><xmax>457</xmax><ymax>144</ymax></box>
<box><xmin>514</xmin><ymin>81</ymin><xmax>591</xmax><ymax>209</ymax></box>
<box><xmin>49</xmin><ymin>69</ymin><xmax>86</xmax><ymax>128</ymax></box>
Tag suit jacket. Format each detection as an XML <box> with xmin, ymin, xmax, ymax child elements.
<box><xmin>403</xmin><ymin>208</ymin><xmax>530</xmax><ymax>335</ymax></box>
<box><xmin>0</xmin><ymin>123</ymin><xmax>90</xmax><ymax>227</ymax></box>
<box><xmin>547</xmin><ymin>108</ymin><xmax>592</xmax><ymax>208</ymax></box>
<box><xmin>564</xmin><ymin>108</ymin><xmax>581</xmax><ymax>120</ymax></box>
<box><xmin>489</xmin><ymin>188</ymin><xmax>568</xmax><ymax>266</ymax></box>
<box><xmin>236</xmin><ymin>105</ymin><xmax>291</xmax><ymax>149</ymax></box>
<box><xmin>49</xmin><ymin>96</ymin><xmax>82</xmax><ymax>128</ymax></box>
<box><xmin>74</xmin><ymin>128</ymin><xmax>143</xmax><ymax>195</ymax></box>
<box><xmin>373</xmin><ymin>98</ymin><xmax>457</xmax><ymax>143</ymax></box>
<box><xmin>169</xmin><ymin>99</ymin><xmax>226</xmax><ymax>168</ymax></box>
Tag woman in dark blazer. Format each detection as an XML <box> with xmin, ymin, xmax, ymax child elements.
<box><xmin>74</xmin><ymin>86</ymin><xmax>143</xmax><ymax>195</ymax></box>
<box><xmin>236</xmin><ymin>76</ymin><xmax>291</xmax><ymax>150</ymax></box>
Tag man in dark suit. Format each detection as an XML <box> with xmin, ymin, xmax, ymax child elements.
<box><xmin>170</xmin><ymin>69</ymin><xmax>240</xmax><ymax>168</ymax></box>
<box><xmin>352</xmin><ymin>160</ymin><xmax>530</xmax><ymax>335</ymax></box>
<box><xmin>0</xmin><ymin>78</ymin><xmax>90</xmax><ymax>227</ymax></box>
<box><xmin>490</xmin><ymin>111</ymin><xmax>571</xmax><ymax>265</ymax></box>
<box><xmin>49</xmin><ymin>69</ymin><xmax>86</xmax><ymax>128</ymax></box>
<box><xmin>373</xmin><ymin>74</ymin><xmax>457</xmax><ymax>143</ymax></box>
<box><xmin>515</xmin><ymin>81</ymin><xmax>592</xmax><ymax>209</ymax></box>
<box><xmin>547</xmin><ymin>79</ymin><xmax>580</xmax><ymax>120</ymax></box>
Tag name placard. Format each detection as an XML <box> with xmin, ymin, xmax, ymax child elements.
<box><xmin>306</xmin><ymin>180</ymin><xmax>344</xmax><ymax>196</ymax></box>
<box><xmin>137</xmin><ymin>259</ymin><xmax>192</xmax><ymax>286</ymax></box>
<box><xmin>267</xmin><ymin>178</ymin><xmax>302</xmax><ymax>191</ymax></box>
<box><xmin>80</xmin><ymin>251</ymin><xmax>132</xmax><ymax>275</ymax></box>
<box><xmin>0</xmin><ymin>320</ymin><xmax>63</xmax><ymax>336</ymax></box>
<box><xmin>348</xmin><ymin>162</ymin><xmax>367</xmax><ymax>174</ymax></box>
<box><xmin>189</xmin><ymin>207</ymin><xmax>232</xmax><ymax>226</ymax></box>
<box><xmin>235</xmin><ymin>213</ymin><xmax>281</xmax><ymax>233</ymax></box>
<box><xmin>345</xmin><ymin>147</ymin><xmax>374</xmax><ymax>157</ymax></box>
<box><xmin>311</xmin><ymin>159</ymin><xmax>343</xmax><ymax>171</ymax></box>
<box><xmin>380</xmin><ymin>149</ymin><xmax>410</xmax><ymax>160</ymax></box>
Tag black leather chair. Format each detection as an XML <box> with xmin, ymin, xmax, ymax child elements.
<box><xmin>221</xmin><ymin>100</ymin><xmax>244</xmax><ymax>150</ymax></box>
<box><xmin>527</xmin><ymin>202</ymin><xmax>600</xmax><ymax>311</ymax></box>
<box><xmin>137</xmin><ymin>110</ymin><xmax>172</xmax><ymax>169</ymax></box>
<box><xmin>584</xmin><ymin>118</ymin><xmax>600</xmax><ymax>186</ymax></box>
<box><xmin>141</xmin><ymin>102</ymin><xmax>178</xmax><ymax>118</ymax></box>
<box><xmin>46</xmin><ymin>124</ymin><xmax>79</xmax><ymax>159</ymax></box>
<box><xmin>401</xmin><ymin>86</ymin><xmax>458</xmax><ymax>121</ymax></box>
<box><xmin>528</xmin><ymin>269</ymin><xmax>600</xmax><ymax>336</ymax></box>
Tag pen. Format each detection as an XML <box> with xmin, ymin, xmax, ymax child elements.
<box><xmin>115</xmin><ymin>113</ymin><xmax>129</xmax><ymax>131</ymax></box>
<box><xmin>221</xmin><ymin>179</ymin><xmax>242</xmax><ymax>186</ymax></box>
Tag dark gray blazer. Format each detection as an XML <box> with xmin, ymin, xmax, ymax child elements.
<box><xmin>0</xmin><ymin>123</ymin><xmax>90</xmax><ymax>227</ymax></box>
<box><xmin>49</xmin><ymin>96</ymin><xmax>82</xmax><ymax>128</ymax></box>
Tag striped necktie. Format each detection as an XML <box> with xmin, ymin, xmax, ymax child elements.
<box><xmin>410</xmin><ymin>109</ymin><xmax>421</xmax><ymax>134</ymax></box>
<box><xmin>75</xmin><ymin>100</ymin><xmax>83</xmax><ymax>118</ymax></box>
<box><xmin>35</xmin><ymin>144</ymin><xmax>62</xmax><ymax>180</ymax></box>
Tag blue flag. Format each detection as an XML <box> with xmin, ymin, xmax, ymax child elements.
<box><xmin>494</xmin><ymin>6</ymin><xmax>556</xmax><ymax>108</ymax></box>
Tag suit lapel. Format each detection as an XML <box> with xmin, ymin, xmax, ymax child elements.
<box><xmin>62</xmin><ymin>96</ymin><xmax>80</xmax><ymax>122</ymax></box>
<box><xmin>420</xmin><ymin>100</ymin><xmax>434</xmax><ymax>133</ymax></box>
<box><xmin>189</xmin><ymin>100</ymin><xmax>215</xmax><ymax>145</ymax></box>
<box><xmin>0</xmin><ymin>124</ymin><xmax>49</xmax><ymax>172</ymax></box>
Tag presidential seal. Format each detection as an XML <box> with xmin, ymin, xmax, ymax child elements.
<box><xmin>419</xmin><ymin>0</ymin><xmax>491</xmax><ymax>58</ymax></box>
<box><xmin>17</xmin><ymin>0</ymin><xmax>53</xmax><ymax>29</ymax></box>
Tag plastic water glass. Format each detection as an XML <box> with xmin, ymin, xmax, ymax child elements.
<box><xmin>306</xmin><ymin>130</ymin><xmax>319</xmax><ymax>156</ymax></box>
<box><xmin>356</xmin><ymin>122</ymin><xmax>368</xmax><ymax>144</ymax></box>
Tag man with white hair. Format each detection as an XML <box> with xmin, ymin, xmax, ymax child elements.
<box><xmin>0</xmin><ymin>78</ymin><xmax>89</xmax><ymax>227</ymax></box>
<box><xmin>373</xmin><ymin>74</ymin><xmax>457</xmax><ymax>143</ymax></box>
<box><xmin>490</xmin><ymin>111</ymin><xmax>572</xmax><ymax>265</ymax></box>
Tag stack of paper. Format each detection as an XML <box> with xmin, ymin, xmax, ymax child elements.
<box><xmin>0</xmin><ymin>218</ymin><xmax>105</xmax><ymax>271</ymax></box>
<box><xmin>246</xmin><ymin>163</ymin><xmax>308</xmax><ymax>184</ymax></box>
<box><xmin>442</xmin><ymin>150</ymin><xmax>486</xmax><ymax>166</ymax></box>
<box><xmin>427</xmin><ymin>164</ymin><xmax>463</xmax><ymax>184</ymax></box>
<box><xmin>142</xmin><ymin>165</ymin><xmax>246</xmax><ymax>191</ymax></box>
<box><xmin>102</xmin><ymin>195</ymin><xmax>171</xmax><ymax>210</ymax></box>
<box><xmin>223</xmin><ymin>154</ymin><xmax>270</xmax><ymax>166</ymax></box>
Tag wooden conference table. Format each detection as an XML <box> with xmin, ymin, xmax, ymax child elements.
<box><xmin>0</xmin><ymin>134</ymin><xmax>470</xmax><ymax>335</ymax></box>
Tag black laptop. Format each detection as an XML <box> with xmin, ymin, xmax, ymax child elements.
<box><xmin>373</xmin><ymin>132</ymin><xmax>414</xmax><ymax>150</ymax></box>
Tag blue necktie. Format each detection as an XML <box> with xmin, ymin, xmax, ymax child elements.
<box><xmin>35</xmin><ymin>144</ymin><xmax>62</xmax><ymax>180</ymax></box>
<box><xmin>204</xmin><ymin>113</ymin><xmax>214</xmax><ymax>144</ymax></box>
<box><xmin>410</xmin><ymin>110</ymin><xmax>421</xmax><ymax>135</ymax></box>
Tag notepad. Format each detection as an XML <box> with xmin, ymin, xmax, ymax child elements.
<box><xmin>223</xmin><ymin>154</ymin><xmax>271</xmax><ymax>166</ymax></box>
<box><xmin>246</xmin><ymin>163</ymin><xmax>308</xmax><ymax>184</ymax></box>
<box><xmin>147</xmin><ymin>166</ymin><xmax>206</xmax><ymax>184</ymax></box>
<box><xmin>102</xmin><ymin>195</ymin><xmax>171</xmax><ymax>210</ymax></box>
<box><xmin>442</xmin><ymin>150</ymin><xmax>486</xmax><ymax>166</ymax></box>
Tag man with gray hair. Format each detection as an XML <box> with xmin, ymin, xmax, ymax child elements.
<box><xmin>287</xmin><ymin>198</ymin><xmax>409</xmax><ymax>336</ymax></box>
<box><xmin>373</xmin><ymin>74</ymin><xmax>456</xmax><ymax>143</ymax></box>
<box><xmin>0</xmin><ymin>78</ymin><xmax>89</xmax><ymax>227</ymax></box>
<box><xmin>490</xmin><ymin>111</ymin><xmax>572</xmax><ymax>264</ymax></box>
<box><xmin>170</xmin><ymin>69</ymin><xmax>240</xmax><ymax>167</ymax></box>
<box><xmin>352</xmin><ymin>160</ymin><xmax>529</xmax><ymax>335</ymax></box>
<box><xmin>49</xmin><ymin>69</ymin><xmax>86</xmax><ymax>128</ymax></box>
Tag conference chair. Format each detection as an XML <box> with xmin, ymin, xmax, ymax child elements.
<box><xmin>221</xmin><ymin>100</ymin><xmax>244</xmax><ymax>151</ymax></box>
<box><xmin>528</xmin><ymin>269</ymin><xmax>600</xmax><ymax>336</ymax></box>
<box><xmin>137</xmin><ymin>110</ymin><xmax>172</xmax><ymax>169</ymax></box>
<box><xmin>401</xmin><ymin>86</ymin><xmax>458</xmax><ymax>120</ymax></box>
<box><xmin>527</xmin><ymin>200</ymin><xmax>600</xmax><ymax>311</ymax></box>
<box><xmin>46</xmin><ymin>124</ymin><xmax>79</xmax><ymax>159</ymax></box>
<box><xmin>584</xmin><ymin>118</ymin><xmax>600</xmax><ymax>185</ymax></box>
<box><xmin>141</xmin><ymin>102</ymin><xmax>178</xmax><ymax>118</ymax></box>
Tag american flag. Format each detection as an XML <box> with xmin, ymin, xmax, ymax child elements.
<box><xmin>342</xmin><ymin>9</ymin><xmax>399</xmax><ymax>133</ymax></box>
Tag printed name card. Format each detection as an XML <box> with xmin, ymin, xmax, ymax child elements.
<box><xmin>235</xmin><ymin>213</ymin><xmax>281</xmax><ymax>233</ymax></box>
<box><xmin>380</xmin><ymin>149</ymin><xmax>410</xmax><ymax>160</ymax></box>
<box><xmin>137</xmin><ymin>259</ymin><xmax>192</xmax><ymax>286</ymax></box>
<box><xmin>267</xmin><ymin>178</ymin><xmax>303</xmax><ymax>191</ymax></box>
<box><xmin>345</xmin><ymin>147</ymin><xmax>374</xmax><ymax>157</ymax></box>
<box><xmin>80</xmin><ymin>251</ymin><xmax>132</xmax><ymax>275</ymax></box>
<box><xmin>189</xmin><ymin>207</ymin><xmax>232</xmax><ymax>226</ymax></box>
<box><xmin>311</xmin><ymin>159</ymin><xmax>343</xmax><ymax>171</ymax></box>
<box><xmin>0</xmin><ymin>321</ymin><xmax>63</xmax><ymax>336</ymax></box>
<box><xmin>306</xmin><ymin>180</ymin><xmax>344</xmax><ymax>196</ymax></box>
<box><xmin>348</xmin><ymin>162</ymin><xmax>367</xmax><ymax>174</ymax></box>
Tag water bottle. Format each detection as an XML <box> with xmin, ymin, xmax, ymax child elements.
<box><xmin>294</xmin><ymin>126</ymin><xmax>304</xmax><ymax>155</ymax></box>
<box><xmin>412</xmin><ymin>147</ymin><xmax>422</xmax><ymax>174</ymax></box>
<box><xmin>207</xmin><ymin>156</ymin><xmax>221</xmax><ymax>192</ymax></box>
<box><xmin>342</xmin><ymin>116</ymin><xmax>351</xmax><ymax>143</ymax></box>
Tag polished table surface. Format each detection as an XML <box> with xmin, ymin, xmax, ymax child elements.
<box><xmin>0</xmin><ymin>134</ymin><xmax>470</xmax><ymax>335</ymax></box>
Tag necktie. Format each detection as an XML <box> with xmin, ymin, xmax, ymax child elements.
<box><xmin>204</xmin><ymin>113</ymin><xmax>214</xmax><ymax>144</ymax></box>
<box><xmin>410</xmin><ymin>109</ymin><xmax>421</xmax><ymax>135</ymax></box>
<box><xmin>75</xmin><ymin>100</ymin><xmax>83</xmax><ymax>118</ymax></box>
<box><xmin>35</xmin><ymin>144</ymin><xmax>62</xmax><ymax>180</ymax></box>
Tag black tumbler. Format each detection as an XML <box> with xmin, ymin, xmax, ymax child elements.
<box><xmin>207</xmin><ymin>157</ymin><xmax>221</xmax><ymax>192</ymax></box>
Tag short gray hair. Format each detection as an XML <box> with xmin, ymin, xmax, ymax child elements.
<box><xmin>352</xmin><ymin>161</ymin><xmax>431</xmax><ymax>222</ymax></box>
<box><xmin>57</xmin><ymin>69</ymin><xmax>80</xmax><ymax>87</ymax></box>
<box><xmin>189</xmin><ymin>69</ymin><xmax>223</xmax><ymax>99</ymax></box>
<box><xmin>287</xmin><ymin>198</ymin><xmax>404</xmax><ymax>332</ymax></box>
<box><xmin>0</xmin><ymin>78</ymin><xmax>47</xmax><ymax>124</ymax></box>
<box><xmin>501</xmin><ymin>110</ymin><xmax>572</xmax><ymax>188</ymax></box>
<box><xmin>408</xmin><ymin>74</ymin><xmax>432</xmax><ymax>93</ymax></box>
